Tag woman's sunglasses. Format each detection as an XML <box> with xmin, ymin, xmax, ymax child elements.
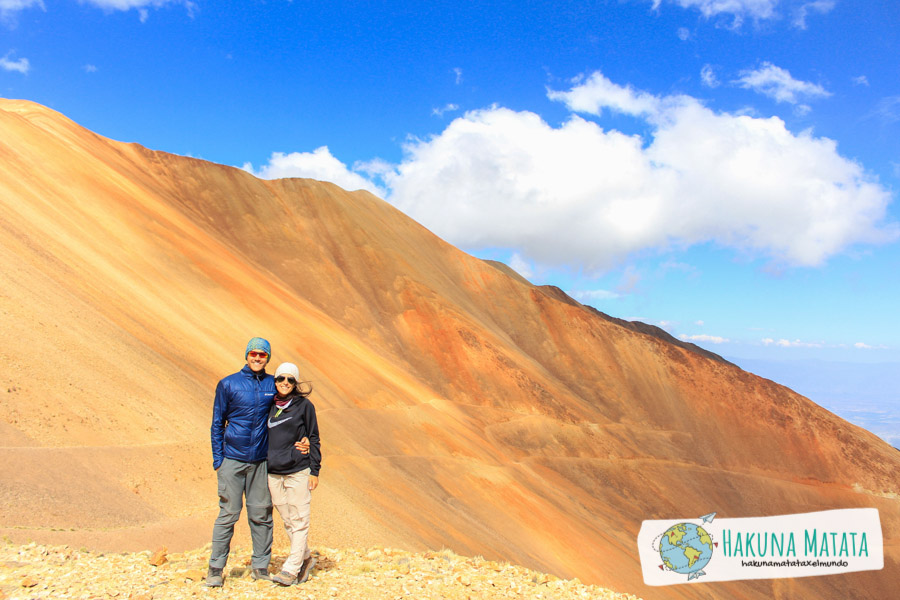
<box><xmin>274</xmin><ymin>375</ymin><xmax>297</xmax><ymax>385</ymax></box>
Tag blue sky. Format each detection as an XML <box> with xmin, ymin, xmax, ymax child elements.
<box><xmin>2</xmin><ymin>1</ymin><xmax>898</xmax><ymax>442</ymax></box>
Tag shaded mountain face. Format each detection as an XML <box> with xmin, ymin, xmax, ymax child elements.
<box><xmin>1</xmin><ymin>100</ymin><xmax>897</xmax><ymax>600</ymax></box>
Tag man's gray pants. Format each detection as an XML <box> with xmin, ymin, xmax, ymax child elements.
<box><xmin>209</xmin><ymin>458</ymin><xmax>273</xmax><ymax>569</ymax></box>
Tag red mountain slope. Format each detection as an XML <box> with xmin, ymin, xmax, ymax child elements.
<box><xmin>1</xmin><ymin>99</ymin><xmax>897</xmax><ymax>599</ymax></box>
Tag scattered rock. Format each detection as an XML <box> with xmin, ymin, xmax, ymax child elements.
<box><xmin>0</xmin><ymin>541</ymin><xmax>643</xmax><ymax>600</ymax></box>
<box><xmin>149</xmin><ymin>546</ymin><xmax>168</xmax><ymax>566</ymax></box>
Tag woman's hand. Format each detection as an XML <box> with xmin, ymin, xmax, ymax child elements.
<box><xmin>308</xmin><ymin>475</ymin><xmax>319</xmax><ymax>491</ymax></box>
<box><xmin>294</xmin><ymin>437</ymin><xmax>310</xmax><ymax>454</ymax></box>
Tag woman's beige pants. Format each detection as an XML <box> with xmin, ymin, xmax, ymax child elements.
<box><xmin>268</xmin><ymin>468</ymin><xmax>311</xmax><ymax>576</ymax></box>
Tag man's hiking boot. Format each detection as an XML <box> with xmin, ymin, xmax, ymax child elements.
<box><xmin>205</xmin><ymin>567</ymin><xmax>224</xmax><ymax>587</ymax></box>
<box><xmin>271</xmin><ymin>570</ymin><xmax>297</xmax><ymax>586</ymax></box>
<box><xmin>297</xmin><ymin>556</ymin><xmax>317</xmax><ymax>583</ymax></box>
<box><xmin>250</xmin><ymin>567</ymin><xmax>271</xmax><ymax>581</ymax></box>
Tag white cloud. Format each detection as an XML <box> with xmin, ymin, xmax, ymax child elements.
<box><xmin>354</xmin><ymin>157</ymin><xmax>395</xmax><ymax>180</ymax></box>
<box><xmin>853</xmin><ymin>342</ymin><xmax>889</xmax><ymax>350</ymax></box>
<box><xmin>571</xmin><ymin>289</ymin><xmax>621</xmax><ymax>301</ymax></box>
<box><xmin>852</xmin><ymin>75</ymin><xmax>869</xmax><ymax>87</ymax></box>
<box><xmin>762</xmin><ymin>338</ymin><xmax>823</xmax><ymax>348</ymax></box>
<box><xmin>547</xmin><ymin>72</ymin><xmax>664</xmax><ymax>119</ymax></box>
<box><xmin>660</xmin><ymin>260</ymin><xmax>698</xmax><ymax>276</ymax></box>
<box><xmin>654</xmin><ymin>0</ymin><xmax>779</xmax><ymax>27</ymax></box>
<box><xmin>677</xmin><ymin>27</ymin><xmax>691</xmax><ymax>40</ymax></box>
<box><xmin>695</xmin><ymin>320</ymin><xmax>705</xmax><ymax>326</ymax></box>
<box><xmin>0</xmin><ymin>0</ymin><xmax>43</xmax><ymax>10</ymax></box>
<box><xmin>83</xmin><ymin>64</ymin><xmax>98</xmax><ymax>73</ymax></box>
<box><xmin>735</xmin><ymin>62</ymin><xmax>831</xmax><ymax>105</ymax></box>
<box><xmin>381</xmin><ymin>71</ymin><xmax>896</xmax><ymax>271</ymax></box>
<box><xmin>0</xmin><ymin>50</ymin><xmax>29</xmax><ymax>74</ymax></box>
<box><xmin>79</xmin><ymin>0</ymin><xmax>197</xmax><ymax>20</ymax></box>
<box><xmin>792</xmin><ymin>1</ymin><xmax>835</xmax><ymax>30</ymax></box>
<box><xmin>873</xmin><ymin>96</ymin><xmax>900</xmax><ymax>124</ymax></box>
<box><xmin>681</xmin><ymin>334</ymin><xmax>729</xmax><ymax>344</ymax></box>
<box><xmin>454</xmin><ymin>67</ymin><xmax>463</xmax><ymax>85</ymax></box>
<box><xmin>1</xmin><ymin>0</ymin><xmax>196</xmax><ymax>24</ymax></box>
<box><xmin>0</xmin><ymin>0</ymin><xmax>44</xmax><ymax>25</ymax></box>
<box><xmin>243</xmin><ymin>147</ymin><xmax>386</xmax><ymax>197</ymax></box>
<box><xmin>701</xmin><ymin>64</ymin><xmax>720</xmax><ymax>88</ymax></box>
<box><xmin>508</xmin><ymin>253</ymin><xmax>533</xmax><ymax>279</ymax></box>
<box><xmin>432</xmin><ymin>103</ymin><xmax>460</xmax><ymax>117</ymax></box>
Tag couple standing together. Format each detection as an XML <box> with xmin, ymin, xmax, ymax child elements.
<box><xmin>206</xmin><ymin>337</ymin><xmax>321</xmax><ymax>587</ymax></box>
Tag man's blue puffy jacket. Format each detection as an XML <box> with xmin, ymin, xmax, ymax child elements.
<box><xmin>211</xmin><ymin>365</ymin><xmax>276</xmax><ymax>469</ymax></box>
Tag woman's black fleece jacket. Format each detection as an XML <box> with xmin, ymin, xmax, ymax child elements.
<box><xmin>266</xmin><ymin>392</ymin><xmax>321</xmax><ymax>476</ymax></box>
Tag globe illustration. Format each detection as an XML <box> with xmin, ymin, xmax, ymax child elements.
<box><xmin>658</xmin><ymin>523</ymin><xmax>714</xmax><ymax>574</ymax></box>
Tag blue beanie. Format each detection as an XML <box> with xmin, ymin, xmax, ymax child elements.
<box><xmin>245</xmin><ymin>337</ymin><xmax>271</xmax><ymax>358</ymax></box>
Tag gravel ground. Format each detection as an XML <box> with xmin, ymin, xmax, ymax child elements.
<box><xmin>0</xmin><ymin>542</ymin><xmax>643</xmax><ymax>600</ymax></box>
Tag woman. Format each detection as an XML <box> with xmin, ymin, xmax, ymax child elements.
<box><xmin>266</xmin><ymin>362</ymin><xmax>321</xmax><ymax>586</ymax></box>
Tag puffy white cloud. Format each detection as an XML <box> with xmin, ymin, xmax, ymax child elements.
<box><xmin>0</xmin><ymin>50</ymin><xmax>29</xmax><ymax>74</ymax></box>
<box><xmin>385</xmin><ymin>107</ymin><xmax>668</xmax><ymax>270</ymax></box>
<box><xmin>547</xmin><ymin>72</ymin><xmax>664</xmax><ymax>119</ymax></box>
<box><xmin>243</xmin><ymin>147</ymin><xmax>386</xmax><ymax>197</ymax></box>
<box><xmin>735</xmin><ymin>62</ymin><xmax>831</xmax><ymax>105</ymax></box>
<box><xmin>383</xmin><ymin>71</ymin><xmax>895</xmax><ymax>271</ymax></box>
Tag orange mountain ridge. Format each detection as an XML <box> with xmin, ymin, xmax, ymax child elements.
<box><xmin>0</xmin><ymin>99</ymin><xmax>897</xmax><ymax>600</ymax></box>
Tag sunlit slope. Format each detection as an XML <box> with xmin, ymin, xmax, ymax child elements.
<box><xmin>1</xmin><ymin>100</ymin><xmax>897</xmax><ymax>600</ymax></box>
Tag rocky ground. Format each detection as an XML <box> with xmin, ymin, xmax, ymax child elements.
<box><xmin>0</xmin><ymin>541</ymin><xmax>642</xmax><ymax>600</ymax></box>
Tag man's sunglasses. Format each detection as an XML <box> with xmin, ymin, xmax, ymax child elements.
<box><xmin>248</xmin><ymin>351</ymin><xmax>269</xmax><ymax>358</ymax></box>
<box><xmin>275</xmin><ymin>375</ymin><xmax>297</xmax><ymax>385</ymax></box>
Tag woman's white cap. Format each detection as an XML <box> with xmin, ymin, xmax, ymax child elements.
<box><xmin>274</xmin><ymin>362</ymin><xmax>301</xmax><ymax>380</ymax></box>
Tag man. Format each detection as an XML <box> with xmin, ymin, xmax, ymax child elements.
<box><xmin>206</xmin><ymin>337</ymin><xmax>277</xmax><ymax>587</ymax></box>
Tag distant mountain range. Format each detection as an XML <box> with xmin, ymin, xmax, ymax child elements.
<box><xmin>1</xmin><ymin>99</ymin><xmax>897</xmax><ymax>600</ymax></box>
